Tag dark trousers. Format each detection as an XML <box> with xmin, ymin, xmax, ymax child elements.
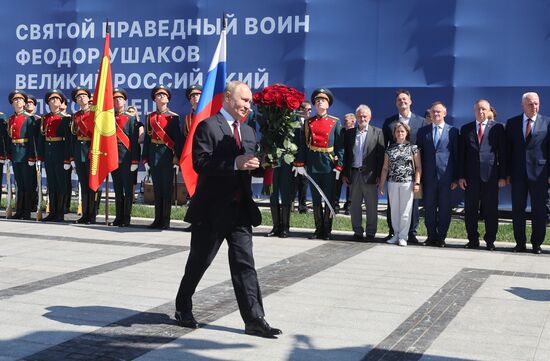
<box><xmin>423</xmin><ymin>179</ymin><xmax>453</xmax><ymax>241</ymax></box>
<box><xmin>293</xmin><ymin>174</ymin><xmax>309</xmax><ymax>209</ymax></box>
<box><xmin>175</xmin><ymin>205</ymin><xmax>264</xmax><ymax>323</ymax></box>
<box><xmin>387</xmin><ymin>198</ymin><xmax>419</xmax><ymax>237</ymax></box>
<box><xmin>112</xmin><ymin>161</ymin><xmax>133</xmax><ymax>198</ymax></box>
<box><xmin>511</xmin><ymin>178</ymin><xmax>547</xmax><ymax>248</ymax></box>
<box><xmin>464</xmin><ymin>178</ymin><xmax>499</xmax><ymax>243</ymax></box>
<box><xmin>13</xmin><ymin>161</ymin><xmax>34</xmax><ymax>192</ymax></box>
<box><xmin>310</xmin><ymin>172</ymin><xmax>335</xmax><ymax>207</ymax></box>
<box><xmin>45</xmin><ymin>160</ymin><xmax>68</xmax><ymax>196</ymax></box>
<box><xmin>269</xmin><ymin>163</ymin><xmax>293</xmax><ymax>206</ymax></box>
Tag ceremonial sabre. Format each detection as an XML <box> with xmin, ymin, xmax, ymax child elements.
<box><xmin>301</xmin><ymin>170</ymin><xmax>336</xmax><ymax>218</ymax></box>
<box><xmin>36</xmin><ymin>163</ymin><xmax>43</xmax><ymax>221</ymax></box>
<box><xmin>5</xmin><ymin>161</ymin><xmax>12</xmax><ymax>218</ymax></box>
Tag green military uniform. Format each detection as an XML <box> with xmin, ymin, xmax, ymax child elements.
<box><xmin>111</xmin><ymin>88</ymin><xmax>141</xmax><ymax>227</ymax></box>
<box><xmin>0</xmin><ymin>112</ymin><xmax>7</xmax><ymax>198</ymax></box>
<box><xmin>38</xmin><ymin>89</ymin><xmax>72</xmax><ymax>222</ymax></box>
<box><xmin>70</xmin><ymin>86</ymin><xmax>100</xmax><ymax>224</ymax></box>
<box><xmin>7</xmin><ymin>90</ymin><xmax>37</xmax><ymax>220</ymax></box>
<box><xmin>142</xmin><ymin>85</ymin><xmax>183</xmax><ymax>229</ymax></box>
<box><xmin>294</xmin><ymin>88</ymin><xmax>344</xmax><ymax>239</ymax></box>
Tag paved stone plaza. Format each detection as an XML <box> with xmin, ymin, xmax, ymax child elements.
<box><xmin>0</xmin><ymin>218</ymin><xmax>549</xmax><ymax>361</ymax></box>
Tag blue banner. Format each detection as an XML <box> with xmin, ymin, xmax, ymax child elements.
<box><xmin>3</xmin><ymin>0</ymin><xmax>550</xmax><ymax>207</ymax></box>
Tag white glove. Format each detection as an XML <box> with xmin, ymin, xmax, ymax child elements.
<box><xmin>63</xmin><ymin>163</ymin><xmax>71</xmax><ymax>170</ymax></box>
<box><xmin>292</xmin><ymin>166</ymin><xmax>306</xmax><ymax>177</ymax></box>
<box><xmin>144</xmin><ymin>163</ymin><xmax>150</xmax><ymax>172</ymax></box>
<box><xmin>173</xmin><ymin>164</ymin><xmax>179</xmax><ymax>174</ymax></box>
<box><xmin>130</xmin><ymin>164</ymin><xmax>138</xmax><ymax>172</ymax></box>
<box><xmin>36</xmin><ymin>160</ymin><xmax>42</xmax><ymax>168</ymax></box>
<box><xmin>0</xmin><ymin>159</ymin><xmax>5</xmax><ymax>164</ymax></box>
<box><xmin>28</xmin><ymin>160</ymin><xmax>36</xmax><ymax>166</ymax></box>
<box><xmin>333</xmin><ymin>168</ymin><xmax>341</xmax><ymax>180</ymax></box>
<box><xmin>71</xmin><ymin>160</ymin><xmax>76</xmax><ymax>168</ymax></box>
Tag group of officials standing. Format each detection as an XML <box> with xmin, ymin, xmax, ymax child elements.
<box><xmin>269</xmin><ymin>88</ymin><xmax>550</xmax><ymax>255</ymax></box>
<box><xmin>1</xmin><ymin>83</ymin><xmax>204</xmax><ymax>230</ymax></box>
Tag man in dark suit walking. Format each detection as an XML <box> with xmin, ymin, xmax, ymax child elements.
<box><xmin>174</xmin><ymin>81</ymin><xmax>282</xmax><ymax>338</ymax></box>
<box><xmin>458</xmin><ymin>99</ymin><xmax>507</xmax><ymax>251</ymax></box>
<box><xmin>505</xmin><ymin>92</ymin><xmax>550</xmax><ymax>254</ymax></box>
<box><xmin>383</xmin><ymin>90</ymin><xmax>426</xmax><ymax>243</ymax></box>
<box><xmin>342</xmin><ymin>104</ymin><xmax>385</xmax><ymax>241</ymax></box>
<box><xmin>416</xmin><ymin>101</ymin><xmax>459</xmax><ymax>247</ymax></box>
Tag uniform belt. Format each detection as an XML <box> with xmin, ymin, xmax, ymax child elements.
<box><xmin>151</xmin><ymin>139</ymin><xmax>165</xmax><ymax>145</ymax></box>
<box><xmin>11</xmin><ymin>138</ymin><xmax>29</xmax><ymax>144</ymax></box>
<box><xmin>307</xmin><ymin>144</ymin><xmax>334</xmax><ymax>153</ymax></box>
<box><xmin>46</xmin><ymin>137</ymin><xmax>64</xmax><ymax>142</ymax></box>
<box><xmin>77</xmin><ymin>136</ymin><xmax>91</xmax><ymax>141</ymax></box>
<box><xmin>352</xmin><ymin>167</ymin><xmax>363</xmax><ymax>171</ymax></box>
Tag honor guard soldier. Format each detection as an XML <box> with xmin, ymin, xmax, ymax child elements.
<box><xmin>0</xmin><ymin>107</ymin><xmax>8</xmax><ymax>197</ymax></box>
<box><xmin>293</xmin><ymin>88</ymin><xmax>344</xmax><ymax>240</ymax></box>
<box><xmin>25</xmin><ymin>94</ymin><xmax>41</xmax><ymax>212</ymax></box>
<box><xmin>110</xmin><ymin>88</ymin><xmax>140</xmax><ymax>227</ymax></box>
<box><xmin>38</xmin><ymin>89</ymin><xmax>72</xmax><ymax>222</ymax></box>
<box><xmin>142</xmin><ymin>85</ymin><xmax>183</xmax><ymax>229</ymax></box>
<box><xmin>7</xmin><ymin>90</ymin><xmax>37</xmax><ymax>219</ymax></box>
<box><xmin>70</xmin><ymin>86</ymin><xmax>100</xmax><ymax>224</ymax></box>
<box><xmin>183</xmin><ymin>84</ymin><xmax>202</xmax><ymax>141</ymax></box>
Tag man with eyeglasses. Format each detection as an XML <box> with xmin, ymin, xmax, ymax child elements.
<box><xmin>293</xmin><ymin>88</ymin><xmax>344</xmax><ymax>240</ymax></box>
<box><xmin>7</xmin><ymin>90</ymin><xmax>38</xmax><ymax>220</ymax></box>
<box><xmin>142</xmin><ymin>85</ymin><xmax>182</xmax><ymax>229</ymax></box>
<box><xmin>38</xmin><ymin>89</ymin><xmax>72</xmax><ymax>222</ymax></box>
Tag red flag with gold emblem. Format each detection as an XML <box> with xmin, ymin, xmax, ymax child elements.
<box><xmin>89</xmin><ymin>27</ymin><xmax>118</xmax><ymax>191</ymax></box>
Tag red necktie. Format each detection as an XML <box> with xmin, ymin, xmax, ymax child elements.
<box><xmin>525</xmin><ymin>119</ymin><xmax>532</xmax><ymax>142</ymax></box>
<box><xmin>477</xmin><ymin>123</ymin><xmax>484</xmax><ymax>144</ymax></box>
<box><xmin>233</xmin><ymin>120</ymin><xmax>241</xmax><ymax>149</ymax></box>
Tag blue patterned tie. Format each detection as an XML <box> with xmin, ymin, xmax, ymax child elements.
<box><xmin>433</xmin><ymin>125</ymin><xmax>440</xmax><ymax>147</ymax></box>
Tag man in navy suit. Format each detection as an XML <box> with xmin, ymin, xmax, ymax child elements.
<box><xmin>174</xmin><ymin>81</ymin><xmax>282</xmax><ymax>338</ymax></box>
<box><xmin>458</xmin><ymin>99</ymin><xmax>507</xmax><ymax>251</ymax></box>
<box><xmin>505</xmin><ymin>92</ymin><xmax>550</xmax><ymax>254</ymax></box>
<box><xmin>416</xmin><ymin>101</ymin><xmax>459</xmax><ymax>247</ymax></box>
<box><xmin>383</xmin><ymin>89</ymin><xmax>426</xmax><ymax>243</ymax></box>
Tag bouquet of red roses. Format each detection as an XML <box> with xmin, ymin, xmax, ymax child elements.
<box><xmin>253</xmin><ymin>84</ymin><xmax>304</xmax><ymax>166</ymax></box>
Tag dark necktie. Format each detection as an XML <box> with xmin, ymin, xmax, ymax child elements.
<box><xmin>233</xmin><ymin>120</ymin><xmax>241</xmax><ymax>149</ymax></box>
<box><xmin>525</xmin><ymin>119</ymin><xmax>533</xmax><ymax>142</ymax></box>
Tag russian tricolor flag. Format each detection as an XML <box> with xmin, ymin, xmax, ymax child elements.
<box><xmin>180</xmin><ymin>26</ymin><xmax>226</xmax><ymax>197</ymax></box>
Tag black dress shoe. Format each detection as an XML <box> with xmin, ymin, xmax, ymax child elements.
<box><xmin>424</xmin><ymin>237</ymin><xmax>437</xmax><ymax>246</ymax></box>
<box><xmin>513</xmin><ymin>245</ymin><xmax>527</xmax><ymax>253</ymax></box>
<box><xmin>464</xmin><ymin>242</ymin><xmax>480</xmax><ymax>249</ymax></box>
<box><xmin>365</xmin><ymin>234</ymin><xmax>376</xmax><ymax>242</ymax></box>
<box><xmin>533</xmin><ymin>247</ymin><xmax>543</xmax><ymax>255</ymax></box>
<box><xmin>408</xmin><ymin>235</ymin><xmax>419</xmax><ymax>244</ymax></box>
<box><xmin>175</xmin><ymin>310</ymin><xmax>199</xmax><ymax>329</ymax></box>
<box><xmin>438</xmin><ymin>241</ymin><xmax>446</xmax><ymax>248</ymax></box>
<box><xmin>244</xmin><ymin>317</ymin><xmax>282</xmax><ymax>338</ymax></box>
<box><xmin>486</xmin><ymin>242</ymin><xmax>496</xmax><ymax>251</ymax></box>
<box><xmin>352</xmin><ymin>234</ymin><xmax>364</xmax><ymax>241</ymax></box>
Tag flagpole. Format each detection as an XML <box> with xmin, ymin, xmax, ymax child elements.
<box><xmin>105</xmin><ymin>176</ymin><xmax>109</xmax><ymax>224</ymax></box>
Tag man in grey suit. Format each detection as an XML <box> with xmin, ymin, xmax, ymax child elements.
<box><xmin>342</xmin><ymin>105</ymin><xmax>385</xmax><ymax>241</ymax></box>
<box><xmin>505</xmin><ymin>92</ymin><xmax>550</xmax><ymax>254</ymax></box>
<box><xmin>416</xmin><ymin>101</ymin><xmax>459</xmax><ymax>247</ymax></box>
<box><xmin>382</xmin><ymin>89</ymin><xmax>426</xmax><ymax>243</ymax></box>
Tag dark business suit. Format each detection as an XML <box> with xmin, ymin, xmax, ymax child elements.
<box><xmin>176</xmin><ymin>113</ymin><xmax>265</xmax><ymax>323</ymax></box>
<box><xmin>416</xmin><ymin>122</ymin><xmax>459</xmax><ymax>244</ymax></box>
<box><xmin>342</xmin><ymin>124</ymin><xmax>385</xmax><ymax>237</ymax></box>
<box><xmin>505</xmin><ymin>114</ymin><xmax>550</xmax><ymax>250</ymax></box>
<box><xmin>459</xmin><ymin>121</ymin><xmax>506</xmax><ymax>246</ymax></box>
<box><xmin>383</xmin><ymin>113</ymin><xmax>426</xmax><ymax>239</ymax></box>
